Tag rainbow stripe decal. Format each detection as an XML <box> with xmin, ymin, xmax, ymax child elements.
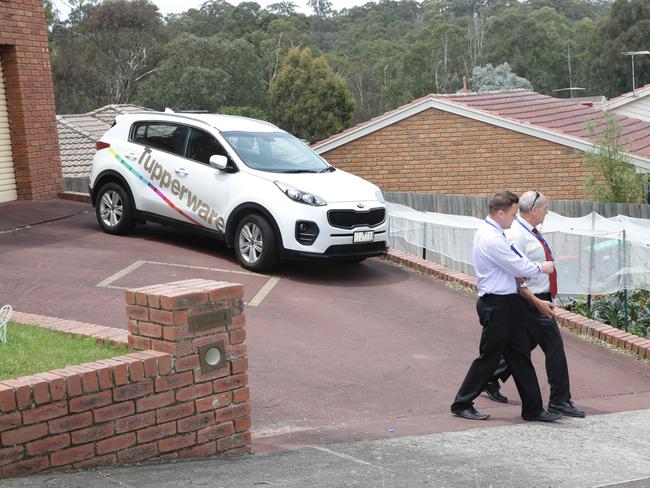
<box><xmin>108</xmin><ymin>147</ymin><xmax>204</xmax><ymax>227</ymax></box>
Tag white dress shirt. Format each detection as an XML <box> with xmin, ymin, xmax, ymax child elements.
<box><xmin>472</xmin><ymin>216</ymin><xmax>542</xmax><ymax>296</ymax></box>
<box><xmin>506</xmin><ymin>217</ymin><xmax>551</xmax><ymax>295</ymax></box>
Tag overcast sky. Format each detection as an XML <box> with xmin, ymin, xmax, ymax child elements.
<box><xmin>52</xmin><ymin>0</ymin><xmax>376</xmax><ymax>19</ymax></box>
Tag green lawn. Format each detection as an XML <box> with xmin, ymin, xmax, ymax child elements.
<box><xmin>0</xmin><ymin>322</ymin><xmax>130</xmax><ymax>381</ymax></box>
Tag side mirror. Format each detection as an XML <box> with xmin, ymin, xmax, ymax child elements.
<box><xmin>209</xmin><ymin>155</ymin><xmax>228</xmax><ymax>170</ymax></box>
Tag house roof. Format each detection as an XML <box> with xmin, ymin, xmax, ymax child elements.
<box><xmin>312</xmin><ymin>89</ymin><xmax>650</xmax><ymax>171</ymax></box>
<box><xmin>57</xmin><ymin>104</ymin><xmax>149</xmax><ymax>178</ymax></box>
<box><xmin>600</xmin><ymin>83</ymin><xmax>650</xmax><ymax>111</ymax></box>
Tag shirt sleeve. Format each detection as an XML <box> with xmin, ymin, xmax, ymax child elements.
<box><xmin>485</xmin><ymin>234</ymin><xmax>541</xmax><ymax>278</ymax></box>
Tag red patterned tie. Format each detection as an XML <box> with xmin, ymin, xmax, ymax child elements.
<box><xmin>532</xmin><ymin>228</ymin><xmax>557</xmax><ymax>297</ymax></box>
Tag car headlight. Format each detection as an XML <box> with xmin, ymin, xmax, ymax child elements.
<box><xmin>274</xmin><ymin>181</ymin><xmax>327</xmax><ymax>206</ymax></box>
<box><xmin>375</xmin><ymin>187</ymin><xmax>385</xmax><ymax>203</ymax></box>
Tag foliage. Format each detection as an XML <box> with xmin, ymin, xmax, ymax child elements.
<box><xmin>270</xmin><ymin>47</ymin><xmax>356</xmax><ymax>143</ymax></box>
<box><xmin>470</xmin><ymin>62</ymin><xmax>533</xmax><ymax>91</ymax></box>
<box><xmin>218</xmin><ymin>106</ymin><xmax>269</xmax><ymax>121</ymax></box>
<box><xmin>0</xmin><ymin>322</ymin><xmax>128</xmax><ymax>381</ymax></box>
<box><xmin>582</xmin><ymin>115</ymin><xmax>644</xmax><ymax>203</ymax></box>
<box><xmin>566</xmin><ymin>291</ymin><xmax>650</xmax><ymax>339</ymax></box>
<box><xmin>133</xmin><ymin>35</ymin><xmax>267</xmax><ymax>113</ymax></box>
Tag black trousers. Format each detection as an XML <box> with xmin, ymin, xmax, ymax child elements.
<box><xmin>451</xmin><ymin>294</ymin><xmax>543</xmax><ymax>418</ymax></box>
<box><xmin>491</xmin><ymin>293</ymin><xmax>572</xmax><ymax>405</ymax></box>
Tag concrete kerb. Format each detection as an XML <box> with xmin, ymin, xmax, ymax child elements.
<box><xmin>381</xmin><ymin>249</ymin><xmax>650</xmax><ymax>361</ymax></box>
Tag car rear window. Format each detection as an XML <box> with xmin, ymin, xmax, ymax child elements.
<box><xmin>131</xmin><ymin>122</ymin><xmax>188</xmax><ymax>156</ymax></box>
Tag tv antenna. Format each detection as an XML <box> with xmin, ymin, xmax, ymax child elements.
<box><xmin>622</xmin><ymin>51</ymin><xmax>650</xmax><ymax>95</ymax></box>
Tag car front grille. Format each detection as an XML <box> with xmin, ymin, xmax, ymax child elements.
<box><xmin>327</xmin><ymin>208</ymin><xmax>385</xmax><ymax>229</ymax></box>
<box><xmin>324</xmin><ymin>241</ymin><xmax>388</xmax><ymax>257</ymax></box>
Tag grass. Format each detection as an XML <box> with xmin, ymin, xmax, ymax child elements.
<box><xmin>0</xmin><ymin>321</ymin><xmax>129</xmax><ymax>381</ymax></box>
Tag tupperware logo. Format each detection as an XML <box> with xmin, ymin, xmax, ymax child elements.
<box><xmin>136</xmin><ymin>147</ymin><xmax>225</xmax><ymax>232</ymax></box>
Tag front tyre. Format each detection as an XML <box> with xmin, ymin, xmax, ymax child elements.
<box><xmin>235</xmin><ymin>214</ymin><xmax>279</xmax><ymax>272</ymax></box>
<box><xmin>95</xmin><ymin>182</ymin><xmax>135</xmax><ymax>235</ymax></box>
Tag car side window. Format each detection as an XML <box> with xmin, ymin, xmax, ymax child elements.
<box><xmin>185</xmin><ymin>128</ymin><xmax>228</xmax><ymax>165</ymax></box>
<box><xmin>131</xmin><ymin>122</ymin><xmax>188</xmax><ymax>156</ymax></box>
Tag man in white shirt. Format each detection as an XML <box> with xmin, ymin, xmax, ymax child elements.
<box><xmin>483</xmin><ymin>191</ymin><xmax>585</xmax><ymax>418</ymax></box>
<box><xmin>451</xmin><ymin>191</ymin><xmax>560</xmax><ymax>422</ymax></box>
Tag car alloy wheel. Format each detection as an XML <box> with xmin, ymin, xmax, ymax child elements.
<box><xmin>239</xmin><ymin>221</ymin><xmax>263</xmax><ymax>265</ymax></box>
<box><xmin>99</xmin><ymin>189</ymin><xmax>124</xmax><ymax>229</ymax></box>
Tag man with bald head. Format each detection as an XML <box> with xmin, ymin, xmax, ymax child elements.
<box><xmin>484</xmin><ymin>190</ymin><xmax>585</xmax><ymax>418</ymax></box>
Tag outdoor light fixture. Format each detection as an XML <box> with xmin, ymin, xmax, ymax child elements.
<box><xmin>198</xmin><ymin>339</ymin><xmax>227</xmax><ymax>373</ymax></box>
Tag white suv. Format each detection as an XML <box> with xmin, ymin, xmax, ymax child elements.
<box><xmin>89</xmin><ymin>112</ymin><xmax>388</xmax><ymax>271</ymax></box>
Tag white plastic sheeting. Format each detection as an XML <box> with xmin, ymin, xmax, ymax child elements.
<box><xmin>387</xmin><ymin>202</ymin><xmax>650</xmax><ymax>295</ymax></box>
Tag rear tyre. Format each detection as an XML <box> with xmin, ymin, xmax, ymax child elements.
<box><xmin>235</xmin><ymin>213</ymin><xmax>279</xmax><ymax>272</ymax></box>
<box><xmin>95</xmin><ymin>182</ymin><xmax>135</xmax><ymax>235</ymax></box>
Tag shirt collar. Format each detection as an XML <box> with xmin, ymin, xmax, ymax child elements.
<box><xmin>516</xmin><ymin>215</ymin><xmax>536</xmax><ymax>231</ymax></box>
<box><xmin>485</xmin><ymin>216</ymin><xmax>503</xmax><ymax>232</ymax></box>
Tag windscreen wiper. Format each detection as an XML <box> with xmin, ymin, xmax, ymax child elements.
<box><xmin>320</xmin><ymin>166</ymin><xmax>336</xmax><ymax>173</ymax></box>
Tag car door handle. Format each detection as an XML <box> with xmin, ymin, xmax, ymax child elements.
<box><xmin>125</xmin><ymin>153</ymin><xmax>137</xmax><ymax>161</ymax></box>
<box><xmin>175</xmin><ymin>168</ymin><xmax>188</xmax><ymax>176</ymax></box>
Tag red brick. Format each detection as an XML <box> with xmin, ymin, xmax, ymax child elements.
<box><xmin>22</xmin><ymin>401</ymin><xmax>68</xmax><ymax>424</ymax></box>
<box><xmin>195</xmin><ymin>392</ymin><xmax>232</xmax><ymax>413</ymax></box>
<box><xmin>51</xmin><ymin>443</ymin><xmax>95</xmax><ymax>466</ymax></box>
<box><xmin>1</xmin><ymin>379</ymin><xmax>31</xmax><ymax>409</ymax></box>
<box><xmin>2</xmin><ymin>455</ymin><xmax>48</xmax><ymax>478</ymax></box>
<box><xmin>157</xmin><ymin>402</ymin><xmax>195</xmax><ymax>424</ymax></box>
<box><xmin>178</xmin><ymin>441</ymin><xmax>216</xmax><ymax>458</ymax></box>
<box><xmin>137</xmin><ymin>422</ymin><xmax>176</xmax><ymax>443</ymax></box>
<box><xmin>126</xmin><ymin>305</ymin><xmax>149</xmax><ymax>321</ymax></box>
<box><xmin>217</xmin><ymin>432</ymin><xmax>251</xmax><ymax>452</ymax></box>
<box><xmin>29</xmin><ymin>377</ymin><xmax>50</xmax><ymax>405</ymax></box>
<box><xmin>49</xmin><ymin>412</ymin><xmax>93</xmax><ymax>434</ymax></box>
<box><xmin>88</xmin><ymin>362</ymin><xmax>114</xmax><ymax>390</ymax></box>
<box><xmin>174</xmin><ymin>354</ymin><xmax>200</xmax><ymax>372</ymax></box>
<box><xmin>223</xmin><ymin>445</ymin><xmax>251</xmax><ymax>456</ymax></box>
<box><xmin>215</xmin><ymin>404</ymin><xmax>251</xmax><ymax>422</ymax></box>
<box><xmin>229</xmin><ymin>328</ymin><xmax>246</xmax><ymax>345</ymax></box>
<box><xmin>96</xmin><ymin>432</ymin><xmax>136</xmax><ymax>455</ymax></box>
<box><xmin>233</xmin><ymin>387</ymin><xmax>250</xmax><ymax>404</ymax></box>
<box><xmin>192</xmin><ymin>333</ymin><xmax>229</xmax><ymax>351</ymax></box>
<box><xmin>197</xmin><ymin>422</ymin><xmax>234</xmax><ymax>443</ymax></box>
<box><xmin>125</xmin><ymin>289</ymin><xmax>137</xmax><ymax>305</ymax></box>
<box><xmin>234</xmin><ymin>415</ymin><xmax>251</xmax><ymax>433</ymax></box>
<box><xmin>136</xmin><ymin>391</ymin><xmax>175</xmax><ymax>412</ymax></box>
<box><xmin>117</xmin><ymin>442</ymin><xmax>158</xmax><ymax>464</ymax></box>
<box><xmin>69</xmin><ymin>391</ymin><xmax>112</xmax><ymax>412</ymax></box>
<box><xmin>115</xmin><ymin>356</ymin><xmax>145</xmax><ymax>382</ymax></box>
<box><xmin>150</xmin><ymin>339</ymin><xmax>193</xmax><ymax>357</ymax></box>
<box><xmin>213</xmin><ymin>373</ymin><xmax>248</xmax><ymax>393</ymax></box>
<box><xmin>150</xmin><ymin>308</ymin><xmax>174</xmax><ymax>326</ymax></box>
<box><xmin>74</xmin><ymin>453</ymin><xmax>116</xmax><ymax>469</ymax></box>
<box><xmin>127</xmin><ymin>352</ymin><xmax>158</xmax><ymax>377</ymax></box>
<box><xmin>160</xmin><ymin>291</ymin><xmax>208</xmax><ymax>311</ymax></box>
<box><xmin>177</xmin><ymin>412</ymin><xmax>214</xmax><ymax>433</ymax></box>
<box><xmin>193</xmin><ymin>365</ymin><xmax>230</xmax><ymax>383</ymax></box>
<box><xmin>231</xmin><ymin>358</ymin><xmax>248</xmax><ymax>374</ymax></box>
<box><xmin>158</xmin><ymin>353</ymin><xmax>172</xmax><ymax>375</ymax></box>
<box><xmin>155</xmin><ymin>372</ymin><xmax>193</xmax><ymax>393</ymax></box>
<box><xmin>0</xmin><ymin>384</ymin><xmax>17</xmax><ymax>412</ymax></box>
<box><xmin>68</xmin><ymin>365</ymin><xmax>99</xmax><ymax>393</ymax></box>
<box><xmin>34</xmin><ymin>373</ymin><xmax>66</xmax><ymax>401</ymax></box>
<box><xmin>98</xmin><ymin>359</ymin><xmax>129</xmax><ymax>385</ymax></box>
<box><xmin>158</xmin><ymin>432</ymin><xmax>196</xmax><ymax>453</ymax></box>
<box><xmin>129</xmin><ymin>335</ymin><xmax>152</xmax><ymax>351</ymax></box>
<box><xmin>26</xmin><ymin>433</ymin><xmax>70</xmax><ymax>455</ymax></box>
<box><xmin>71</xmin><ymin>423</ymin><xmax>114</xmax><ymax>444</ymax></box>
<box><xmin>116</xmin><ymin>411</ymin><xmax>156</xmax><ymax>433</ymax></box>
<box><xmin>135</xmin><ymin>291</ymin><xmax>149</xmax><ymax>306</ymax></box>
<box><xmin>2</xmin><ymin>423</ymin><xmax>48</xmax><ymax>445</ymax></box>
<box><xmin>0</xmin><ymin>446</ymin><xmax>24</xmax><ymax>466</ymax></box>
<box><xmin>176</xmin><ymin>382</ymin><xmax>213</xmax><ymax>402</ymax></box>
<box><xmin>114</xmin><ymin>380</ymin><xmax>154</xmax><ymax>401</ymax></box>
<box><xmin>94</xmin><ymin>401</ymin><xmax>135</xmax><ymax>423</ymax></box>
<box><xmin>0</xmin><ymin>411</ymin><xmax>22</xmax><ymax>433</ymax></box>
<box><xmin>207</xmin><ymin>284</ymin><xmax>244</xmax><ymax>301</ymax></box>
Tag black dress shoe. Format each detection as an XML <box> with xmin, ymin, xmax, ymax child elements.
<box><xmin>484</xmin><ymin>382</ymin><xmax>508</xmax><ymax>403</ymax></box>
<box><xmin>522</xmin><ymin>410</ymin><xmax>561</xmax><ymax>422</ymax></box>
<box><xmin>452</xmin><ymin>407</ymin><xmax>490</xmax><ymax>420</ymax></box>
<box><xmin>548</xmin><ymin>400</ymin><xmax>585</xmax><ymax>418</ymax></box>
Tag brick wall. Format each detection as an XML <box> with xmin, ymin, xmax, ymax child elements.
<box><xmin>320</xmin><ymin>108</ymin><xmax>597</xmax><ymax>200</ymax></box>
<box><xmin>0</xmin><ymin>0</ymin><xmax>63</xmax><ymax>199</ymax></box>
<box><xmin>0</xmin><ymin>279</ymin><xmax>250</xmax><ymax>478</ymax></box>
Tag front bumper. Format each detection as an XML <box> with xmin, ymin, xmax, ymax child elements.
<box><xmin>281</xmin><ymin>240</ymin><xmax>388</xmax><ymax>261</ymax></box>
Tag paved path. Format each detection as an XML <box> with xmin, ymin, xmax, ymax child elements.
<box><xmin>1</xmin><ymin>200</ymin><xmax>649</xmax><ymax>486</ymax></box>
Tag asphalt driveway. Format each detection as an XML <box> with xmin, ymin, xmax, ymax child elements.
<box><xmin>1</xmin><ymin>200</ymin><xmax>649</xmax><ymax>458</ymax></box>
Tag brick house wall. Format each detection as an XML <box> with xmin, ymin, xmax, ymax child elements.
<box><xmin>0</xmin><ymin>0</ymin><xmax>63</xmax><ymax>199</ymax></box>
<box><xmin>319</xmin><ymin>108</ymin><xmax>597</xmax><ymax>200</ymax></box>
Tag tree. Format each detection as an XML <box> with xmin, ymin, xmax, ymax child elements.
<box><xmin>270</xmin><ymin>47</ymin><xmax>356</xmax><ymax>142</ymax></box>
<box><xmin>470</xmin><ymin>62</ymin><xmax>533</xmax><ymax>91</ymax></box>
<box><xmin>308</xmin><ymin>0</ymin><xmax>332</xmax><ymax>18</ymax></box>
<box><xmin>583</xmin><ymin>115</ymin><xmax>644</xmax><ymax>203</ymax></box>
<box><xmin>134</xmin><ymin>35</ymin><xmax>267</xmax><ymax>112</ymax></box>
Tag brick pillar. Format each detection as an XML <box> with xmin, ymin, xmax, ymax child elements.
<box><xmin>125</xmin><ymin>279</ymin><xmax>251</xmax><ymax>457</ymax></box>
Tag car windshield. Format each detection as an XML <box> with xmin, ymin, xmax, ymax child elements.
<box><xmin>221</xmin><ymin>131</ymin><xmax>330</xmax><ymax>173</ymax></box>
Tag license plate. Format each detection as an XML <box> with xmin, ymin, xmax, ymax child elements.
<box><xmin>353</xmin><ymin>231</ymin><xmax>374</xmax><ymax>243</ymax></box>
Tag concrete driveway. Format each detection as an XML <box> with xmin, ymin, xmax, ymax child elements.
<box><xmin>1</xmin><ymin>200</ymin><xmax>649</xmax><ymax>463</ymax></box>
